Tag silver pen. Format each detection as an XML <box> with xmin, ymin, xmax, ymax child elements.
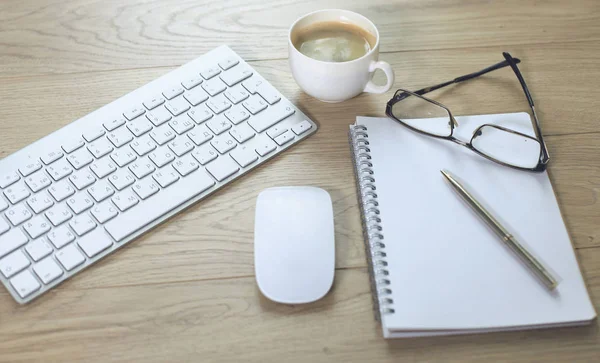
<box><xmin>440</xmin><ymin>169</ymin><xmax>558</xmax><ymax>290</ymax></box>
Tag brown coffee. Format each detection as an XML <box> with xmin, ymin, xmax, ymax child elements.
<box><xmin>292</xmin><ymin>21</ymin><xmax>377</xmax><ymax>63</ymax></box>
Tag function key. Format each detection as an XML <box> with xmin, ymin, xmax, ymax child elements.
<box><xmin>103</xmin><ymin>117</ymin><xmax>127</xmax><ymax>131</ymax></box>
<box><xmin>0</xmin><ymin>172</ymin><xmax>20</xmax><ymax>189</ymax></box>
<box><xmin>62</xmin><ymin>138</ymin><xmax>85</xmax><ymax>154</ymax></box>
<box><xmin>40</xmin><ymin>150</ymin><xmax>64</xmax><ymax>165</ymax></box>
<box><xmin>82</xmin><ymin>127</ymin><xmax>106</xmax><ymax>142</ymax></box>
<box><xmin>163</xmin><ymin>86</ymin><xmax>184</xmax><ymax>100</ymax></box>
<box><xmin>181</xmin><ymin>76</ymin><xmax>203</xmax><ymax>90</ymax></box>
<box><xmin>200</xmin><ymin>65</ymin><xmax>221</xmax><ymax>80</ymax></box>
<box><xmin>143</xmin><ymin>95</ymin><xmax>165</xmax><ymax>110</ymax></box>
<box><xmin>220</xmin><ymin>65</ymin><xmax>253</xmax><ymax>87</ymax></box>
<box><xmin>123</xmin><ymin>106</ymin><xmax>146</xmax><ymax>121</ymax></box>
<box><xmin>218</xmin><ymin>57</ymin><xmax>239</xmax><ymax>71</ymax></box>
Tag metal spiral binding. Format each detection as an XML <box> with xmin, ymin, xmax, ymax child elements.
<box><xmin>348</xmin><ymin>125</ymin><xmax>394</xmax><ymax>320</ymax></box>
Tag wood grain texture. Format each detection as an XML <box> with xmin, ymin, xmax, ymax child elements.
<box><xmin>0</xmin><ymin>0</ymin><xmax>599</xmax><ymax>76</ymax></box>
<box><xmin>0</xmin><ymin>0</ymin><xmax>599</xmax><ymax>362</ymax></box>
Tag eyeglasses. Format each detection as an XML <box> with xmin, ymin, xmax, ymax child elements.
<box><xmin>385</xmin><ymin>52</ymin><xmax>549</xmax><ymax>172</ymax></box>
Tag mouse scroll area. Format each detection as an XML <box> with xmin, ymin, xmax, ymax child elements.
<box><xmin>254</xmin><ymin>186</ymin><xmax>335</xmax><ymax>304</ymax></box>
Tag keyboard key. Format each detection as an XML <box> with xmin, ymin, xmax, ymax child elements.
<box><xmin>168</xmin><ymin>138</ymin><xmax>194</xmax><ymax>157</ymax></box>
<box><xmin>0</xmin><ymin>228</ymin><xmax>28</xmax><ymax>258</ymax></box>
<box><xmin>104</xmin><ymin>169</ymin><xmax>215</xmax><ymax>242</ymax></box>
<box><xmin>163</xmin><ymin>85</ymin><xmax>185</xmax><ymax>100</ymax></box>
<box><xmin>10</xmin><ymin>270</ymin><xmax>40</xmax><ymax>298</ymax></box>
<box><xmin>56</xmin><ymin>243</ymin><xmax>86</xmax><ymax>270</ymax></box>
<box><xmin>0</xmin><ymin>197</ymin><xmax>8</xmax><ymax>212</ymax></box>
<box><xmin>255</xmin><ymin>135</ymin><xmax>277</xmax><ymax>157</ymax></box>
<box><xmin>112</xmin><ymin>190</ymin><xmax>139</xmax><ymax>212</ymax></box>
<box><xmin>46</xmin><ymin>159</ymin><xmax>73</xmax><ymax>181</ymax></box>
<box><xmin>103</xmin><ymin>117</ymin><xmax>126</xmax><ymax>131</ymax></box>
<box><xmin>123</xmin><ymin>106</ymin><xmax>146</xmax><ymax>121</ymax></box>
<box><xmin>6</xmin><ymin>204</ymin><xmax>32</xmax><ymax>226</ymax></box>
<box><xmin>220</xmin><ymin>64</ymin><xmax>252</xmax><ymax>86</ymax></box>
<box><xmin>62</xmin><ymin>138</ymin><xmax>85</xmax><ymax>154</ymax></box>
<box><xmin>67</xmin><ymin>148</ymin><xmax>94</xmax><ymax>170</ymax></box>
<box><xmin>0</xmin><ymin>172</ymin><xmax>20</xmax><ymax>188</ymax></box>
<box><xmin>165</xmin><ymin>97</ymin><xmax>191</xmax><ymax>116</ymax></box>
<box><xmin>242</xmin><ymin>95</ymin><xmax>268</xmax><ymax>115</ymax></box>
<box><xmin>91</xmin><ymin>201</ymin><xmax>119</xmax><ymax>223</ymax></box>
<box><xmin>34</xmin><ymin>257</ymin><xmax>63</xmax><ymax>284</ymax></box>
<box><xmin>0</xmin><ymin>250</ymin><xmax>30</xmax><ymax>278</ymax></box>
<box><xmin>110</xmin><ymin>146</ymin><xmax>137</xmax><ymax>167</ymax></box>
<box><xmin>108</xmin><ymin>170</ymin><xmax>135</xmax><ymax>191</ymax></box>
<box><xmin>241</xmin><ymin>77</ymin><xmax>263</xmax><ymax>94</ymax></box>
<box><xmin>87</xmin><ymin>138</ymin><xmax>114</xmax><ymax>159</ymax></box>
<box><xmin>25</xmin><ymin>239</ymin><xmax>53</xmax><ymax>261</ymax></box>
<box><xmin>206</xmin><ymin>115</ymin><xmax>232</xmax><ymax>135</ymax></box>
<box><xmin>224</xmin><ymin>105</ymin><xmax>250</xmax><ymax>125</ymax></box>
<box><xmin>224</xmin><ymin>84</ymin><xmax>250</xmax><ymax>104</ymax></box>
<box><xmin>66</xmin><ymin>193</ymin><xmax>94</xmax><ymax>214</ymax></box>
<box><xmin>153</xmin><ymin>166</ymin><xmax>180</xmax><ymax>188</ymax></box>
<box><xmin>211</xmin><ymin>134</ymin><xmax>237</xmax><ymax>154</ymax></box>
<box><xmin>4</xmin><ymin>183</ymin><xmax>31</xmax><ymax>204</ymax></box>
<box><xmin>200</xmin><ymin>65</ymin><xmax>221</xmax><ymax>80</ymax></box>
<box><xmin>169</xmin><ymin>115</ymin><xmax>195</xmax><ymax>135</ymax></box>
<box><xmin>78</xmin><ymin>229</ymin><xmax>114</xmax><ymax>259</ymax></box>
<box><xmin>45</xmin><ymin>205</ymin><xmax>73</xmax><ymax>226</ymax></box>
<box><xmin>25</xmin><ymin>171</ymin><xmax>51</xmax><ymax>193</ymax></box>
<box><xmin>27</xmin><ymin>193</ymin><xmax>54</xmax><ymax>214</ymax></box>
<box><xmin>150</xmin><ymin>124</ymin><xmax>176</xmax><ymax>145</ymax></box>
<box><xmin>132</xmin><ymin>178</ymin><xmax>160</xmax><ymax>200</ymax></box>
<box><xmin>192</xmin><ymin>144</ymin><xmax>218</xmax><ymax>165</ymax></box>
<box><xmin>48</xmin><ymin>225</ymin><xmax>75</xmax><ymax>248</ymax></box>
<box><xmin>143</xmin><ymin>95</ymin><xmax>165</xmax><ymax>110</ymax></box>
<box><xmin>274</xmin><ymin>130</ymin><xmax>295</xmax><ymax>146</ymax></box>
<box><xmin>0</xmin><ymin>216</ymin><xmax>9</xmax><ymax>234</ymax></box>
<box><xmin>188</xmin><ymin>124</ymin><xmax>214</xmax><ymax>146</ymax></box>
<box><xmin>202</xmin><ymin>77</ymin><xmax>227</xmax><ymax>96</ymax></box>
<box><xmin>129</xmin><ymin>158</ymin><xmax>156</xmax><ymax>179</ymax></box>
<box><xmin>69</xmin><ymin>214</ymin><xmax>96</xmax><ymax>236</ymax></box>
<box><xmin>188</xmin><ymin>104</ymin><xmax>213</xmax><ymax>124</ymax></box>
<box><xmin>146</xmin><ymin>106</ymin><xmax>173</xmax><ymax>126</ymax></box>
<box><xmin>206</xmin><ymin>155</ymin><xmax>239</xmax><ymax>182</ymax></box>
<box><xmin>184</xmin><ymin>87</ymin><xmax>209</xmax><ymax>106</ymax></box>
<box><xmin>131</xmin><ymin>135</ymin><xmax>157</xmax><ymax>156</ymax></box>
<box><xmin>173</xmin><ymin>154</ymin><xmax>199</xmax><ymax>176</ymax></box>
<box><xmin>292</xmin><ymin>120</ymin><xmax>313</xmax><ymax>135</ymax></box>
<box><xmin>127</xmin><ymin>117</ymin><xmax>153</xmax><ymax>137</ymax></box>
<box><xmin>23</xmin><ymin>215</ymin><xmax>52</xmax><ymax>239</ymax></box>
<box><xmin>107</xmin><ymin>127</ymin><xmax>134</xmax><ymax>148</ymax></box>
<box><xmin>69</xmin><ymin>170</ymin><xmax>96</xmax><ymax>190</ymax></box>
<box><xmin>90</xmin><ymin>158</ymin><xmax>117</xmax><ymax>179</ymax></box>
<box><xmin>19</xmin><ymin>158</ymin><xmax>42</xmax><ymax>177</ymax></box>
<box><xmin>218</xmin><ymin>57</ymin><xmax>239</xmax><ymax>70</ymax></box>
<box><xmin>230</xmin><ymin>145</ymin><xmax>259</xmax><ymax>167</ymax></box>
<box><xmin>267</xmin><ymin>125</ymin><xmax>287</xmax><ymax>139</ymax></box>
<box><xmin>88</xmin><ymin>180</ymin><xmax>115</xmax><ymax>202</ymax></box>
<box><xmin>48</xmin><ymin>180</ymin><xmax>75</xmax><ymax>202</ymax></box>
<box><xmin>182</xmin><ymin>76</ymin><xmax>203</xmax><ymax>90</ymax></box>
<box><xmin>149</xmin><ymin>147</ymin><xmax>176</xmax><ymax>168</ymax></box>
<box><xmin>243</xmin><ymin>78</ymin><xmax>281</xmax><ymax>104</ymax></box>
<box><xmin>40</xmin><ymin>150</ymin><xmax>64</xmax><ymax>165</ymax></box>
<box><xmin>247</xmin><ymin>102</ymin><xmax>295</xmax><ymax>133</ymax></box>
<box><xmin>82</xmin><ymin>127</ymin><xmax>106</xmax><ymax>142</ymax></box>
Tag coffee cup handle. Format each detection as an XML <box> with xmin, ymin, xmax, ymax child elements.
<box><xmin>363</xmin><ymin>61</ymin><xmax>395</xmax><ymax>94</ymax></box>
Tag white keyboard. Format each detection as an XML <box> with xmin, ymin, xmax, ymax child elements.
<box><xmin>0</xmin><ymin>45</ymin><xmax>317</xmax><ymax>303</ymax></box>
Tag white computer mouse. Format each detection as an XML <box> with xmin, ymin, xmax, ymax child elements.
<box><xmin>254</xmin><ymin>186</ymin><xmax>335</xmax><ymax>304</ymax></box>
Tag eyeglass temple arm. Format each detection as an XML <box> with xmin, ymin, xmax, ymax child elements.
<box><xmin>502</xmin><ymin>52</ymin><xmax>549</xmax><ymax>162</ymax></box>
<box><xmin>396</xmin><ymin>58</ymin><xmax>521</xmax><ymax>100</ymax></box>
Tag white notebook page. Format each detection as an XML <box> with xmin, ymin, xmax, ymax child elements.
<box><xmin>356</xmin><ymin>114</ymin><xmax>595</xmax><ymax>335</ymax></box>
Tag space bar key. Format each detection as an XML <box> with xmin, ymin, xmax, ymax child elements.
<box><xmin>104</xmin><ymin>169</ymin><xmax>215</xmax><ymax>242</ymax></box>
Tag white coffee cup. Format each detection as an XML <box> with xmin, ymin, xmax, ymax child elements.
<box><xmin>288</xmin><ymin>9</ymin><xmax>395</xmax><ymax>103</ymax></box>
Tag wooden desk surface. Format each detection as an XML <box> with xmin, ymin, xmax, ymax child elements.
<box><xmin>1</xmin><ymin>0</ymin><xmax>599</xmax><ymax>361</ymax></box>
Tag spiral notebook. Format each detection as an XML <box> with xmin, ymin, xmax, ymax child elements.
<box><xmin>349</xmin><ymin>114</ymin><xmax>596</xmax><ymax>338</ymax></box>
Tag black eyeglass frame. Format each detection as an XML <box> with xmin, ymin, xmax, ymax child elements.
<box><xmin>385</xmin><ymin>52</ymin><xmax>550</xmax><ymax>172</ymax></box>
